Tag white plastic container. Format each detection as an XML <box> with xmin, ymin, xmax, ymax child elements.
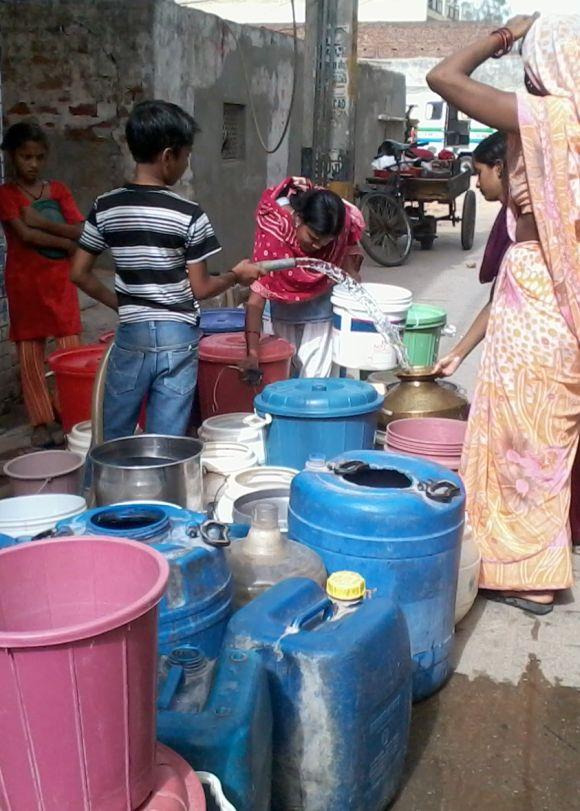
<box><xmin>198</xmin><ymin>413</ymin><xmax>271</xmax><ymax>465</ymax></box>
<box><xmin>0</xmin><ymin>494</ymin><xmax>87</xmax><ymax>538</ymax></box>
<box><xmin>201</xmin><ymin>441</ymin><xmax>257</xmax><ymax>508</ymax></box>
<box><xmin>215</xmin><ymin>466</ymin><xmax>298</xmax><ymax>523</ymax></box>
<box><xmin>66</xmin><ymin>420</ymin><xmax>92</xmax><ymax>458</ymax></box>
<box><xmin>331</xmin><ymin>282</ymin><xmax>412</xmax><ymax>370</ymax></box>
<box><xmin>455</xmin><ymin>521</ymin><xmax>481</xmax><ymax>624</ymax></box>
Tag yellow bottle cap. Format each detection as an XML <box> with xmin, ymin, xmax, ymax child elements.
<box><xmin>326</xmin><ymin>571</ymin><xmax>366</xmax><ymax>601</ymax></box>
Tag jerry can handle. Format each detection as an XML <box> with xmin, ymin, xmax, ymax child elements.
<box><xmin>329</xmin><ymin>460</ymin><xmax>370</xmax><ymax>477</ymax></box>
<box><xmin>290</xmin><ymin>597</ymin><xmax>334</xmax><ymax>631</ymax></box>
<box><xmin>157</xmin><ymin>663</ymin><xmax>184</xmax><ymax>712</ymax></box>
<box><xmin>198</xmin><ymin>520</ymin><xmax>231</xmax><ymax>548</ymax></box>
<box><xmin>420</xmin><ymin>479</ymin><xmax>461</xmax><ymax>503</ymax></box>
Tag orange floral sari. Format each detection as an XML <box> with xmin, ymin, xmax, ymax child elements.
<box><xmin>461</xmin><ymin>15</ymin><xmax>580</xmax><ymax>591</ymax></box>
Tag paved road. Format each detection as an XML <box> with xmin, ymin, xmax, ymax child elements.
<box><xmin>363</xmin><ymin>191</ymin><xmax>580</xmax><ymax>810</ymax></box>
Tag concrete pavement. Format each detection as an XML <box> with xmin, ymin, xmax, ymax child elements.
<box><xmin>362</xmin><ymin>194</ymin><xmax>580</xmax><ymax>810</ymax></box>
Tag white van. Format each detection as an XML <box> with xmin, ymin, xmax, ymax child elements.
<box><xmin>408</xmin><ymin>91</ymin><xmax>493</xmax><ymax>157</ymax></box>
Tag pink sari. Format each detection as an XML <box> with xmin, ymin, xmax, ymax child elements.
<box><xmin>461</xmin><ymin>15</ymin><xmax>580</xmax><ymax>591</ymax></box>
<box><xmin>250</xmin><ymin>177</ymin><xmax>364</xmax><ymax>303</ymax></box>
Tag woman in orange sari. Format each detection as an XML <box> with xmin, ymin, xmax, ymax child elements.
<box><xmin>428</xmin><ymin>14</ymin><xmax>580</xmax><ymax>614</ymax></box>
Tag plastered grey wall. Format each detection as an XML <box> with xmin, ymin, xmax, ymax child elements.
<box><xmin>365</xmin><ymin>55</ymin><xmax>525</xmax><ymax>94</ymax></box>
<box><xmin>354</xmin><ymin>62</ymin><xmax>406</xmax><ymax>187</ymax></box>
<box><xmin>0</xmin><ymin>0</ymin><xmax>403</xmax><ymax>411</ymax></box>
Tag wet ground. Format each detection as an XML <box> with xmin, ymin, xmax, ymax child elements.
<box><xmin>364</xmin><ymin>195</ymin><xmax>580</xmax><ymax>810</ymax></box>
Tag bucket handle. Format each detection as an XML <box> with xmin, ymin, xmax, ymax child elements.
<box><xmin>290</xmin><ymin>597</ymin><xmax>334</xmax><ymax>631</ymax></box>
<box><xmin>245</xmin><ymin>412</ymin><xmax>272</xmax><ymax>429</ymax></box>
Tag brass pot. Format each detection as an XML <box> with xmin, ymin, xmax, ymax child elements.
<box><xmin>368</xmin><ymin>366</ymin><xmax>470</xmax><ymax>430</ymax></box>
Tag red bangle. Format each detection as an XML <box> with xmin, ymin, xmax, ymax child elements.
<box><xmin>491</xmin><ymin>27</ymin><xmax>514</xmax><ymax>59</ymax></box>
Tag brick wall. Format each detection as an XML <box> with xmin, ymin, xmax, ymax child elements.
<box><xmin>268</xmin><ymin>20</ymin><xmax>493</xmax><ymax>59</ymax></box>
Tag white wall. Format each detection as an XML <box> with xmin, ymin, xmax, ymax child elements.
<box><xmin>175</xmin><ymin>0</ymin><xmax>428</xmax><ymax>24</ymax></box>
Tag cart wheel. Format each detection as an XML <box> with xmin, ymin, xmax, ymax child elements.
<box><xmin>461</xmin><ymin>190</ymin><xmax>476</xmax><ymax>250</ymax></box>
<box><xmin>420</xmin><ymin>237</ymin><xmax>435</xmax><ymax>250</ymax></box>
<box><xmin>360</xmin><ymin>192</ymin><xmax>413</xmax><ymax>267</ymax></box>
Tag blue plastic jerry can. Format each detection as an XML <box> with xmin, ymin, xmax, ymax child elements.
<box><xmin>224</xmin><ymin>576</ymin><xmax>413</xmax><ymax>811</ymax></box>
<box><xmin>56</xmin><ymin>503</ymin><xmax>233</xmax><ymax>658</ymax></box>
<box><xmin>157</xmin><ymin>644</ymin><xmax>272</xmax><ymax>811</ymax></box>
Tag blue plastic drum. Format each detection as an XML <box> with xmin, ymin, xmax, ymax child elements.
<box><xmin>289</xmin><ymin>451</ymin><xmax>465</xmax><ymax>700</ymax></box>
<box><xmin>254</xmin><ymin>378</ymin><xmax>383</xmax><ymax>470</ymax></box>
<box><xmin>57</xmin><ymin>503</ymin><xmax>233</xmax><ymax>658</ymax></box>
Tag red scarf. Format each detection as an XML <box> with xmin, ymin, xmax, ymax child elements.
<box><xmin>251</xmin><ymin>177</ymin><xmax>365</xmax><ymax>303</ymax></box>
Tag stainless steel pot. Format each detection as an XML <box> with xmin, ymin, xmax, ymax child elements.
<box><xmin>89</xmin><ymin>435</ymin><xmax>204</xmax><ymax>510</ymax></box>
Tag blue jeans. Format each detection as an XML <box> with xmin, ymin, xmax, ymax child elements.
<box><xmin>103</xmin><ymin>321</ymin><xmax>200</xmax><ymax>441</ymax></box>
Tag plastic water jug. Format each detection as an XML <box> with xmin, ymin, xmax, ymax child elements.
<box><xmin>157</xmin><ymin>644</ymin><xmax>272</xmax><ymax>811</ymax></box>
<box><xmin>289</xmin><ymin>450</ymin><xmax>465</xmax><ymax>700</ymax></box>
<box><xmin>228</xmin><ymin>502</ymin><xmax>326</xmax><ymax>608</ymax></box>
<box><xmin>224</xmin><ymin>576</ymin><xmax>412</xmax><ymax>811</ymax></box>
<box><xmin>57</xmin><ymin>503</ymin><xmax>232</xmax><ymax>658</ymax></box>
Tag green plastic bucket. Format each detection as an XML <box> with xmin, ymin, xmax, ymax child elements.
<box><xmin>403</xmin><ymin>304</ymin><xmax>447</xmax><ymax>367</ymax></box>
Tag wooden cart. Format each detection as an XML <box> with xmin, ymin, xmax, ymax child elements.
<box><xmin>357</xmin><ymin>167</ymin><xmax>476</xmax><ymax>267</ymax></box>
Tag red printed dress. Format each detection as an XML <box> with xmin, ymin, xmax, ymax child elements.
<box><xmin>0</xmin><ymin>180</ymin><xmax>82</xmax><ymax>341</ymax></box>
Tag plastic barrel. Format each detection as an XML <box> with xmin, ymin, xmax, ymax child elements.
<box><xmin>0</xmin><ymin>536</ymin><xmax>169</xmax><ymax>811</ymax></box>
<box><xmin>403</xmin><ymin>304</ymin><xmax>447</xmax><ymax>367</ymax></box>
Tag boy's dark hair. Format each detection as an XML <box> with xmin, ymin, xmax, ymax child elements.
<box><xmin>1</xmin><ymin>120</ymin><xmax>48</xmax><ymax>153</ymax></box>
<box><xmin>125</xmin><ymin>100</ymin><xmax>199</xmax><ymax>163</ymax></box>
<box><xmin>291</xmin><ymin>188</ymin><xmax>346</xmax><ymax>237</ymax></box>
<box><xmin>472</xmin><ymin>131</ymin><xmax>506</xmax><ymax>167</ymax></box>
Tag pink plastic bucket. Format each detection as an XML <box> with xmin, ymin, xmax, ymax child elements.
<box><xmin>3</xmin><ymin>450</ymin><xmax>84</xmax><ymax>496</ymax></box>
<box><xmin>0</xmin><ymin>536</ymin><xmax>169</xmax><ymax>811</ymax></box>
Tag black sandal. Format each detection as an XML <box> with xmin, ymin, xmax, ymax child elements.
<box><xmin>481</xmin><ymin>590</ymin><xmax>554</xmax><ymax>616</ymax></box>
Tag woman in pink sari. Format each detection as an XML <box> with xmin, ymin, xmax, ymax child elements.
<box><xmin>428</xmin><ymin>14</ymin><xmax>580</xmax><ymax>614</ymax></box>
<box><xmin>244</xmin><ymin>177</ymin><xmax>364</xmax><ymax>378</ymax></box>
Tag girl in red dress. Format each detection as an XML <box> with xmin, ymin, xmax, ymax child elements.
<box><xmin>0</xmin><ymin>121</ymin><xmax>84</xmax><ymax>447</ymax></box>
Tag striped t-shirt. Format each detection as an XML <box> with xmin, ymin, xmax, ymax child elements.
<box><xmin>79</xmin><ymin>184</ymin><xmax>221</xmax><ymax>325</ymax></box>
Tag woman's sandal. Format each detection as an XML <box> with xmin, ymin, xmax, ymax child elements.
<box><xmin>481</xmin><ymin>590</ymin><xmax>554</xmax><ymax>615</ymax></box>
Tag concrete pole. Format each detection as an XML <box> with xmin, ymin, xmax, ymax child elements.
<box><xmin>302</xmin><ymin>0</ymin><xmax>359</xmax><ymax>200</ymax></box>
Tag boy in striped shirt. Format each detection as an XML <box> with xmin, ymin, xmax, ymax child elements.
<box><xmin>71</xmin><ymin>100</ymin><xmax>263</xmax><ymax>440</ymax></box>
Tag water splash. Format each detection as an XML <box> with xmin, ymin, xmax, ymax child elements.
<box><xmin>295</xmin><ymin>258</ymin><xmax>410</xmax><ymax>369</ymax></box>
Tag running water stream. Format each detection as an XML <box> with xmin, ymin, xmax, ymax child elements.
<box><xmin>294</xmin><ymin>258</ymin><xmax>410</xmax><ymax>369</ymax></box>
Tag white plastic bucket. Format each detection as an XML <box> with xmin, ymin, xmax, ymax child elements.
<box><xmin>201</xmin><ymin>441</ymin><xmax>258</xmax><ymax>508</ymax></box>
<box><xmin>215</xmin><ymin>466</ymin><xmax>298</xmax><ymax>523</ymax></box>
<box><xmin>455</xmin><ymin>521</ymin><xmax>481</xmax><ymax>624</ymax></box>
<box><xmin>66</xmin><ymin>420</ymin><xmax>92</xmax><ymax>458</ymax></box>
<box><xmin>199</xmin><ymin>412</ymin><xmax>271</xmax><ymax>465</ymax></box>
<box><xmin>0</xmin><ymin>494</ymin><xmax>87</xmax><ymax>538</ymax></box>
<box><xmin>331</xmin><ymin>282</ymin><xmax>412</xmax><ymax>370</ymax></box>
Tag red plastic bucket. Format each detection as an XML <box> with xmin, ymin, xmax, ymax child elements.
<box><xmin>0</xmin><ymin>536</ymin><xmax>169</xmax><ymax>811</ymax></box>
<box><xmin>198</xmin><ymin>332</ymin><xmax>294</xmax><ymax>420</ymax></box>
<box><xmin>48</xmin><ymin>344</ymin><xmax>107</xmax><ymax>433</ymax></box>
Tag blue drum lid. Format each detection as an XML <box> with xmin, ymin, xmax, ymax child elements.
<box><xmin>254</xmin><ymin>378</ymin><xmax>384</xmax><ymax>418</ymax></box>
<box><xmin>200</xmin><ymin>308</ymin><xmax>245</xmax><ymax>334</ymax></box>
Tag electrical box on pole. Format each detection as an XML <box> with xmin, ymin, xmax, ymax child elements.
<box><xmin>302</xmin><ymin>0</ymin><xmax>359</xmax><ymax>200</ymax></box>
